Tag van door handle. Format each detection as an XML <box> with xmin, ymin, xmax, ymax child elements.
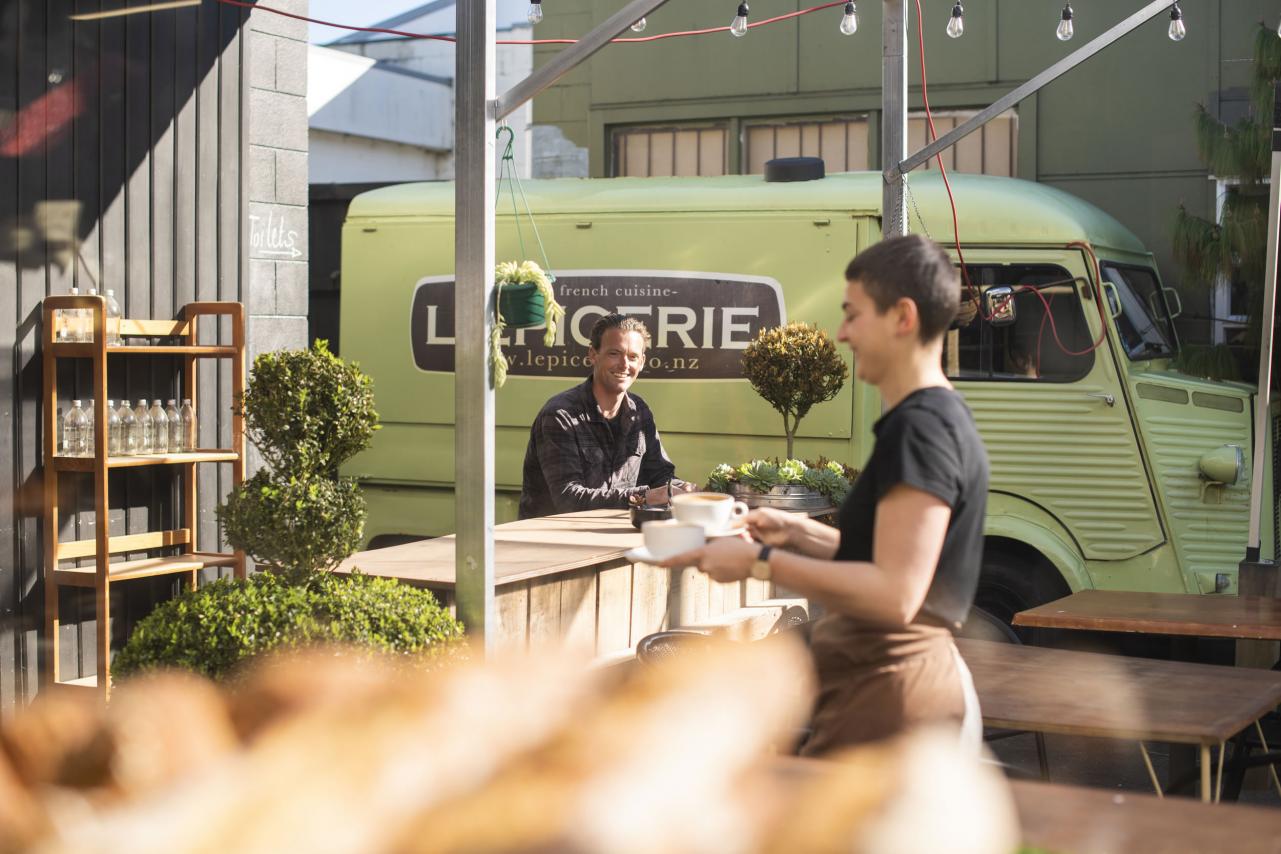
<box><xmin>1085</xmin><ymin>392</ymin><xmax>1115</xmax><ymax>407</ymax></box>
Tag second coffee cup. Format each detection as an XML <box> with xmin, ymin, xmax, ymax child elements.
<box><xmin>670</xmin><ymin>491</ymin><xmax>749</xmax><ymax>533</ymax></box>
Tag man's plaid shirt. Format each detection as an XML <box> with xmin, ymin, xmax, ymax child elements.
<box><xmin>518</xmin><ymin>379</ymin><xmax>678</xmax><ymax>519</ymax></box>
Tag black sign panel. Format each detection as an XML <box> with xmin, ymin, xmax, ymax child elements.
<box><xmin>410</xmin><ymin>271</ymin><xmax>786</xmax><ymax>380</ymax></box>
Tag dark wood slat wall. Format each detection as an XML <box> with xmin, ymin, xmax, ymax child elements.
<box><xmin>0</xmin><ymin>0</ymin><xmax>251</xmax><ymax>711</ymax></box>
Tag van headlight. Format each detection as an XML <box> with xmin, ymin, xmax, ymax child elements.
<box><xmin>1198</xmin><ymin>444</ymin><xmax>1243</xmax><ymax>485</ymax></box>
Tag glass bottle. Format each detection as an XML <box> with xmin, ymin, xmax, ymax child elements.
<box><xmin>85</xmin><ymin>288</ymin><xmax>100</xmax><ymax>343</ymax></box>
<box><xmin>119</xmin><ymin>401</ymin><xmax>140</xmax><ymax>455</ymax></box>
<box><xmin>149</xmin><ymin>400</ymin><xmax>168</xmax><ymax>454</ymax></box>
<box><xmin>106</xmin><ymin>399</ymin><xmax>123</xmax><ymax>457</ymax></box>
<box><xmin>105</xmin><ymin>289</ymin><xmax>123</xmax><ymax>346</ymax></box>
<box><xmin>63</xmin><ymin>400</ymin><xmax>87</xmax><ymax>457</ymax></box>
<box><xmin>134</xmin><ymin>400</ymin><xmax>152</xmax><ymax>454</ymax></box>
<box><xmin>65</xmin><ymin>286</ymin><xmax>82</xmax><ymax>342</ymax></box>
<box><xmin>85</xmin><ymin>398</ymin><xmax>95</xmax><ymax>454</ymax></box>
<box><xmin>166</xmin><ymin>400</ymin><xmax>181</xmax><ymax>452</ymax></box>
<box><xmin>179</xmin><ymin>399</ymin><xmax>196</xmax><ymax>452</ymax></box>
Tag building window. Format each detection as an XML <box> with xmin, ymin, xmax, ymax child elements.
<box><xmin>1211</xmin><ymin>178</ymin><xmax>1253</xmax><ymax>346</ymax></box>
<box><xmin>908</xmin><ymin>109</ymin><xmax>1018</xmax><ymax>177</ymax></box>
<box><xmin>743</xmin><ymin>117</ymin><xmax>870</xmax><ymax>174</ymax></box>
<box><xmin>612</xmin><ymin>125</ymin><xmax>728</xmax><ymax>177</ymax></box>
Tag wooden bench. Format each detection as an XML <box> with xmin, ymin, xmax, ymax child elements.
<box><xmin>958</xmin><ymin>638</ymin><xmax>1281</xmax><ymax>802</ymax></box>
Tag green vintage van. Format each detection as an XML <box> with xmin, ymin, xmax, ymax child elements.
<box><xmin>339</xmin><ymin>170</ymin><xmax>1277</xmax><ymax>634</ymax></box>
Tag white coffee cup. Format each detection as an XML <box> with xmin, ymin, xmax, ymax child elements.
<box><xmin>641</xmin><ymin>520</ymin><xmax>706</xmax><ymax>560</ymax></box>
<box><xmin>671</xmin><ymin>491</ymin><xmax>749</xmax><ymax>533</ymax></box>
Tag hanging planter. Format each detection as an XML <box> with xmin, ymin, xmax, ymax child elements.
<box><xmin>489</xmin><ymin>260</ymin><xmax>565</xmax><ymax>387</ymax></box>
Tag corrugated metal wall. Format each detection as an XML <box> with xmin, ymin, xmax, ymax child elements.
<box><xmin>0</xmin><ymin>0</ymin><xmax>250</xmax><ymax>712</ymax></box>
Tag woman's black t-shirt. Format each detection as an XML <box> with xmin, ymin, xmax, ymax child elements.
<box><xmin>833</xmin><ymin>385</ymin><xmax>989</xmax><ymax>630</ymax></box>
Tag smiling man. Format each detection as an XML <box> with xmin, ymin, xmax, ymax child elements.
<box><xmin>518</xmin><ymin>314</ymin><xmax>693</xmax><ymax>519</ymax></box>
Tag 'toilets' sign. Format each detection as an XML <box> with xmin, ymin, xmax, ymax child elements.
<box><xmin>410</xmin><ymin>271</ymin><xmax>786</xmax><ymax>380</ymax></box>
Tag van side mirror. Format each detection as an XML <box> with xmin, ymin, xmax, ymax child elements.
<box><xmin>1163</xmin><ymin>287</ymin><xmax>1183</xmax><ymax>319</ymax></box>
<box><xmin>1101</xmin><ymin>282</ymin><xmax>1123</xmax><ymax>320</ymax></box>
<box><xmin>983</xmin><ymin>286</ymin><xmax>1017</xmax><ymax>327</ymax></box>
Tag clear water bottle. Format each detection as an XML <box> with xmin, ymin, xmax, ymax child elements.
<box><xmin>119</xmin><ymin>401</ymin><xmax>140</xmax><ymax>455</ymax></box>
<box><xmin>134</xmin><ymin>400</ymin><xmax>152</xmax><ymax>454</ymax></box>
<box><xmin>63</xmin><ymin>286</ymin><xmax>82</xmax><ymax>342</ymax></box>
<box><xmin>63</xmin><ymin>400</ymin><xmax>87</xmax><ymax>457</ymax></box>
<box><xmin>85</xmin><ymin>288</ymin><xmax>100</xmax><ymax>343</ymax></box>
<box><xmin>106</xmin><ymin>399</ymin><xmax>123</xmax><ymax>456</ymax></box>
<box><xmin>179</xmin><ymin>399</ymin><xmax>196</xmax><ymax>452</ymax></box>
<box><xmin>149</xmin><ymin>400</ymin><xmax>168</xmax><ymax>454</ymax></box>
<box><xmin>85</xmin><ymin>398</ymin><xmax>95</xmax><ymax>453</ymax></box>
<box><xmin>105</xmin><ymin>289</ymin><xmax>123</xmax><ymax>346</ymax></box>
<box><xmin>166</xmin><ymin>400</ymin><xmax>181</xmax><ymax>451</ymax></box>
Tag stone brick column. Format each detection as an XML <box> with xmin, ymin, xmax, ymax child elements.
<box><xmin>246</xmin><ymin>0</ymin><xmax>309</xmax><ymax>362</ymax></box>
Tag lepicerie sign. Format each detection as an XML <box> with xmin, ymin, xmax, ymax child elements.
<box><xmin>410</xmin><ymin>271</ymin><xmax>786</xmax><ymax>380</ymax></box>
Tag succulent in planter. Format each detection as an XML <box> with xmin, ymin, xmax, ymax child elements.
<box><xmin>489</xmin><ymin>260</ymin><xmax>566</xmax><ymax>387</ymax></box>
<box><xmin>707</xmin><ymin>458</ymin><xmax>859</xmax><ymax>508</ymax></box>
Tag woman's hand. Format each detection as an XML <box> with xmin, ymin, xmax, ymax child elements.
<box><xmin>658</xmin><ymin>537</ymin><xmax>759</xmax><ymax>583</ymax></box>
<box><xmin>746</xmin><ymin>508</ymin><xmax>794</xmax><ymax>548</ymax></box>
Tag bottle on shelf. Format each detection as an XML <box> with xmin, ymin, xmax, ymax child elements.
<box><xmin>105</xmin><ymin>289</ymin><xmax>123</xmax><ymax>346</ymax></box>
<box><xmin>166</xmin><ymin>400</ymin><xmax>180</xmax><ymax>451</ymax></box>
<box><xmin>119</xmin><ymin>401</ymin><xmax>140</xmax><ymax>455</ymax></box>
<box><xmin>61</xmin><ymin>286</ymin><xmax>82</xmax><ymax>342</ymax></box>
<box><xmin>85</xmin><ymin>288</ymin><xmax>100</xmax><ymax>343</ymax></box>
<box><xmin>106</xmin><ymin>400</ymin><xmax>123</xmax><ymax>456</ymax></box>
<box><xmin>85</xmin><ymin>398</ymin><xmax>95</xmax><ymax>453</ymax></box>
<box><xmin>149</xmin><ymin>400</ymin><xmax>168</xmax><ymax>454</ymax></box>
<box><xmin>63</xmin><ymin>400</ymin><xmax>87</xmax><ymax>457</ymax></box>
<box><xmin>133</xmin><ymin>400</ymin><xmax>152</xmax><ymax>454</ymax></box>
<box><xmin>179</xmin><ymin>399</ymin><xmax>196</xmax><ymax>451</ymax></box>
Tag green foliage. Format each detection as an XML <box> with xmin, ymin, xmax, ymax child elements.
<box><xmin>217</xmin><ymin>470</ymin><xmax>366</xmax><ymax>582</ymax></box>
<box><xmin>240</xmin><ymin>339</ymin><xmax>378</xmax><ymax>475</ymax></box>
<box><xmin>114</xmin><ymin>571</ymin><xmax>465</xmax><ymax>681</ymax></box>
<box><xmin>1173</xmin><ymin>343</ymin><xmax>1242</xmax><ymax>382</ymax></box>
<box><xmin>741</xmin><ymin>322</ymin><xmax>848</xmax><ymax>458</ymax></box>
<box><xmin>490</xmin><ymin>260</ymin><xmax>566</xmax><ymax>388</ymax></box>
<box><xmin>707</xmin><ymin>458</ymin><xmax>858</xmax><ymax>506</ymax></box>
<box><xmin>1172</xmin><ymin>23</ymin><xmax>1279</xmax><ymax>384</ymax></box>
<box><xmin>220</xmin><ymin>340</ymin><xmax>380</xmax><ymax>580</ymax></box>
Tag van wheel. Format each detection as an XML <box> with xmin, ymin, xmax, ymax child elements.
<box><xmin>966</xmin><ymin>550</ymin><xmax>1070</xmax><ymax>645</ymax></box>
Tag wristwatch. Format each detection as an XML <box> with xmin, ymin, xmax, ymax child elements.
<box><xmin>750</xmin><ymin>545</ymin><xmax>773</xmax><ymax>581</ymax></box>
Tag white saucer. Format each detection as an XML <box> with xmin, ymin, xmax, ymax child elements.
<box><xmin>705</xmin><ymin>519</ymin><xmax>749</xmax><ymax>538</ymax></box>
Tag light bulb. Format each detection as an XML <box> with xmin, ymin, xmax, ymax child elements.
<box><xmin>630</xmin><ymin>17</ymin><xmax>647</xmax><ymax>32</ymax></box>
<box><xmin>527</xmin><ymin>0</ymin><xmax>542</xmax><ymax>25</ymax></box>
<box><xmin>839</xmin><ymin>1</ymin><xmax>858</xmax><ymax>35</ymax></box>
<box><xmin>946</xmin><ymin>1</ymin><xmax>964</xmax><ymax>38</ymax></box>
<box><xmin>1276</xmin><ymin>15</ymin><xmax>1281</xmax><ymax>38</ymax></box>
<box><xmin>1168</xmin><ymin>2</ymin><xmax>1185</xmax><ymax>41</ymax></box>
<box><xmin>1056</xmin><ymin>2</ymin><xmax>1074</xmax><ymax>41</ymax></box>
<box><xmin>730</xmin><ymin>2</ymin><xmax>749</xmax><ymax>37</ymax></box>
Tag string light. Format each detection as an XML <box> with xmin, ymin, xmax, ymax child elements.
<box><xmin>839</xmin><ymin>1</ymin><xmax>858</xmax><ymax>35</ymax></box>
<box><xmin>730</xmin><ymin>2</ymin><xmax>749</xmax><ymax>37</ymax></box>
<box><xmin>631</xmin><ymin>17</ymin><xmax>647</xmax><ymax>32</ymax></box>
<box><xmin>527</xmin><ymin>0</ymin><xmax>543</xmax><ymax>25</ymax></box>
<box><xmin>1167</xmin><ymin>2</ymin><xmax>1185</xmax><ymax>41</ymax></box>
<box><xmin>946</xmin><ymin>1</ymin><xmax>964</xmax><ymax>38</ymax></box>
<box><xmin>1276</xmin><ymin>14</ymin><xmax>1281</xmax><ymax>38</ymax></box>
<box><xmin>1055</xmin><ymin>2</ymin><xmax>1074</xmax><ymax>41</ymax></box>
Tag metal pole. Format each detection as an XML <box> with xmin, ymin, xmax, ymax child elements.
<box><xmin>455</xmin><ymin>0</ymin><xmax>497</xmax><ymax>651</ymax></box>
<box><xmin>895</xmin><ymin>0</ymin><xmax>1173</xmax><ymax>178</ymax></box>
<box><xmin>495</xmin><ymin>0</ymin><xmax>675</xmax><ymax>120</ymax></box>
<box><xmin>881</xmin><ymin>0</ymin><xmax>907</xmax><ymax>238</ymax></box>
<box><xmin>1245</xmin><ymin>84</ymin><xmax>1281</xmax><ymax>566</ymax></box>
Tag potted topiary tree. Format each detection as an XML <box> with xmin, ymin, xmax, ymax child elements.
<box><xmin>115</xmin><ymin>340</ymin><xmax>464</xmax><ymax>680</ymax></box>
<box><xmin>706</xmin><ymin>323</ymin><xmax>855</xmax><ymax>512</ymax></box>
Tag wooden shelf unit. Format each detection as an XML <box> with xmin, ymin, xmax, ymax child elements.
<box><xmin>41</xmin><ymin>296</ymin><xmax>247</xmax><ymax>696</ymax></box>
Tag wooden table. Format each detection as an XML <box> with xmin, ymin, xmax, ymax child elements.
<box><xmin>1014</xmin><ymin>589</ymin><xmax>1281</xmax><ymax>640</ymax></box>
<box><xmin>958</xmin><ymin>638</ymin><xmax>1281</xmax><ymax>801</ymax></box>
<box><xmin>1011</xmin><ymin>779</ymin><xmax>1281</xmax><ymax>854</ymax></box>
<box><xmin>335</xmin><ymin>510</ymin><xmax>780</xmax><ymax>656</ymax></box>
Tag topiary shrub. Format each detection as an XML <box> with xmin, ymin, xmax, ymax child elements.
<box><xmin>740</xmin><ymin>322</ymin><xmax>848</xmax><ymax>459</ymax></box>
<box><xmin>217</xmin><ymin>339</ymin><xmax>378</xmax><ymax>582</ymax></box>
<box><xmin>115</xmin><ymin>571</ymin><xmax>465</xmax><ymax>681</ymax></box>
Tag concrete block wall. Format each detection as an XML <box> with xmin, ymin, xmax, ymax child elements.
<box><xmin>247</xmin><ymin>0</ymin><xmax>310</xmax><ymax>363</ymax></box>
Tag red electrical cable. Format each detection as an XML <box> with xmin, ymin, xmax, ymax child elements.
<box><xmin>214</xmin><ymin>0</ymin><xmax>846</xmax><ymax>45</ymax></box>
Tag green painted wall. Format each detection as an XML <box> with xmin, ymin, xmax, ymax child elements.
<box><xmin>532</xmin><ymin>0</ymin><xmax>1276</xmax><ymax>344</ymax></box>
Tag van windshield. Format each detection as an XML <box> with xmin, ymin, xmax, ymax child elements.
<box><xmin>1100</xmin><ymin>264</ymin><xmax>1177</xmax><ymax>361</ymax></box>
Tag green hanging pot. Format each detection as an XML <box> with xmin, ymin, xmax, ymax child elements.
<box><xmin>497</xmin><ymin>281</ymin><xmax>547</xmax><ymax>329</ymax></box>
